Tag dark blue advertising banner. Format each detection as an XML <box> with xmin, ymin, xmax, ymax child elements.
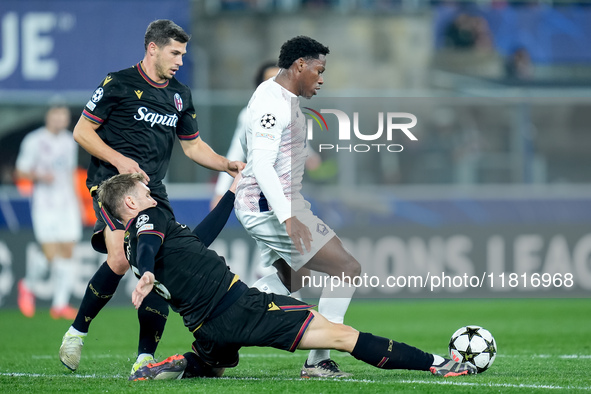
<box><xmin>0</xmin><ymin>0</ymin><xmax>191</xmax><ymax>91</ymax></box>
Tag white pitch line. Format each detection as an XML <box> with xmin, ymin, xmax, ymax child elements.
<box><xmin>1</xmin><ymin>372</ymin><xmax>125</xmax><ymax>379</ymax></box>
<box><xmin>397</xmin><ymin>379</ymin><xmax>591</xmax><ymax>391</ymax></box>
<box><xmin>30</xmin><ymin>353</ymin><xmax>303</xmax><ymax>360</ymax></box>
<box><xmin>1</xmin><ymin>372</ymin><xmax>589</xmax><ymax>390</ymax></box>
<box><xmin>30</xmin><ymin>353</ymin><xmax>591</xmax><ymax>360</ymax></box>
<box><xmin>32</xmin><ymin>354</ymin><xmax>128</xmax><ymax>360</ymax></box>
<box><xmin>495</xmin><ymin>354</ymin><xmax>591</xmax><ymax>359</ymax></box>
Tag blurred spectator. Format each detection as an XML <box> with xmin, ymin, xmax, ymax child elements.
<box><xmin>14</xmin><ymin>105</ymin><xmax>81</xmax><ymax>319</ymax></box>
<box><xmin>505</xmin><ymin>47</ymin><xmax>533</xmax><ymax>80</ymax></box>
<box><xmin>220</xmin><ymin>0</ymin><xmax>255</xmax><ymax>11</ymax></box>
<box><xmin>444</xmin><ymin>12</ymin><xmax>493</xmax><ymax>51</ymax></box>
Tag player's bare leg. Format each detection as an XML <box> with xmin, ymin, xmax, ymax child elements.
<box><xmin>253</xmin><ymin>236</ymin><xmax>360</xmax><ymax>377</ymax></box>
<box><xmin>298</xmin><ymin>310</ymin><xmax>359</xmax><ymax>352</ymax></box>
<box><xmin>299</xmin><ymin>236</ymin><xmax>360</xmax><ymax>378</ymax></box>
<box><xmin>299</xmin><ymin>311</ymin><xmax>477</xmax><ymax>377</ymax></box>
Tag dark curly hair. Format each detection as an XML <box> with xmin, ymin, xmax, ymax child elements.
<box><xmin>144</xmin><ymin>19</ymin><xmax>191</xmax><ymax>51</ymax></box>
<box><xmin>277</xmin><ymin>36</ymin><xmax>329</xmax><ymax>69</ymax></box>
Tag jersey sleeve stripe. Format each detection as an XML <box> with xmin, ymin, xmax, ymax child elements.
<box><xmin>178</xmin><ymin>131</ymin><xmax>200</xmax><ymax>140</ymax></box>
<box><xmin>138</xmin><ymin>230</ymin><xmax>165</xmax><ymax>243</ymax></box>
<box><xmin>99</xmin><ymin>205</ymin><xmax>117</xmax><ymax>231</ymax></box>
<box><xmin>279</xmin><ymin>304</ymin><xmax>315</xmax><ymax>311</ymax></box>
<box><xmin>288</xmin><ymin>312</ymin><xmax>314</xmax><ymax>352</ymax></box>
<box><xmin>82</xmin><ymin>109</ymin><xmax>103</xmax><ymax>124</ymax></box>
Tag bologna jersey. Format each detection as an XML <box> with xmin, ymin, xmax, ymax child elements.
<box><xmin>125</xmin><ymin>206</ymin><xmax>235</xmax><ymax>330</ymax></box>
<box><xmin>234</xmin><ymin>78</ymin><xmax>308</xmax><ymax>218</ymax></box>
<box><xmin>82</xmin><ymin>61</ymin><xmax>199</xmax><ymax>199</ymax></box>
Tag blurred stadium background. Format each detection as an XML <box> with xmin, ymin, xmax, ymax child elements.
<box><xmin>0</xmin><ymin>0</ymin><xmax>590</xmax><ymax>309</ymax></box>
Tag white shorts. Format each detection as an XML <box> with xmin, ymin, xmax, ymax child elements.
<box><xmin>32</xmin><ymin>206</ymin><xmax>82</xmax><ymax>244</ymax></box>
<box><xmin>236</xmin><ymin>205</ymin><xmax>335</xmax><ymax>272</ymax></box>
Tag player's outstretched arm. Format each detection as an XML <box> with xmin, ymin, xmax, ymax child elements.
<box><xmin>73</xmin><ymin>116</ymin><xmax>150</xmax><ymax>182</ymax></box>
<box><xmin>180</xmin><ymin>136</ymin><xmax>245</xmax><ymax>177</ymax></box>
<box><xmin>132</xmin><ymin>232</ymin><xmax>162</xmax><ymax>308</ymax></box>
<box><xmin>192</xmin><ymin>172</ymin><xmax>241</xmax><ymax>246</ymax></box>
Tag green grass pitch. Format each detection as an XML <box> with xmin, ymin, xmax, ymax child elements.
<box><xmin>1</xmin><ymin>298</ymin><xmax>590</xmax><ymax>393</ymax></box>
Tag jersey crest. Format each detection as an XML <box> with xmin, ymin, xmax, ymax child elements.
<box><xmin>174</xmin><ymin>93</ymin><xmax>183</xmax><ymax>111</ymax></box>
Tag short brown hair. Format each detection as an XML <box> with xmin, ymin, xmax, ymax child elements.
<box><xmin>144</xmin><ymin>19</ymin><xmax>190</xmax><ymax>51</ymax></box>
<box><xmin>98</xmin><ymin>173</ymin><xmax>145</xmax><ymax>220</ymax></box>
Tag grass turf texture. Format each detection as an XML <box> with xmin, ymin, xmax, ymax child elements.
<box><xmin>1</xmin><ymin>298</ymin><xmax>590</xmax><ymax>393</ymax></box>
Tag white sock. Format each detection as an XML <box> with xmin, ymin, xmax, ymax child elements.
<box><xmin>67</xmin><ymin>326</ymin><xmax>87</xmax><ymax>336</ymax></box>
<box><xmin>432</xmin><ymin>355</ymin><xmax>445</xmax><ymax>366</ymax></box>
<box><xmin>307</xmin><ymin>284</ymin><xmax>356</xmax><ymax>365</ymax></box>
<box><xmin>252</xmin><ymin>272</ymin><xmax>290</xmax><ymax>295</ymax></box>
<box><xmin>24</xmin><ymin>253</ymin><xmax>49</xmax><ymax>290</ymax></box>
<box><xmin>136</xmin><ymin>353</ymin><xmax>154</xmax><ymax>363</ymax></box>
<box><xmin>307</xmin><ymin>349</ymin><xmax>331</xmax><ymax>366</ymax></box>
<box><xmin>51</xmin><ymin>257</ymin><xmax>75</xmax><ymax>309</ymax></box>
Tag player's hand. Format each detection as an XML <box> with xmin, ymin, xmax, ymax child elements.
<box><xmin>226</xmin><ymin>160</ymin><xmax>245</xmax><ymax>177</ymax></box>
<box><xmin>210</xmin><ymin>171</ymin><xmax>242</xmax><ymax>210</ymax></box>
<box><xmin>113</xmin><ymin>155</ymin><xmax>150</xmax><ymax>183</ymax></box>
<box><xmin>229</xmin><ymin>170</ymin><xmax>242</xmax><ymax>194</ymax></box>
<box><xmin>35</xmin><ymin>172</ymin><xmax>55</xmax><ymax>184</ymax></box>
<box><xmin>132</xmin><ymin>272</ymin><xmax>155</xmax><ymax>309</ymax></box>
<box><xmin>285</xmin><ymin>216</ymin><xmax>312</xmax><ymax>255</ymax></box>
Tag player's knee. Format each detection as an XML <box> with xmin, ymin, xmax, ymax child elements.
<box><xmin>342</xmin><ymin>257</ymin><xmax>361</xmax><ymax>278</ymax></box>
<box><xmin>330</xmin><ymin>323</ymin><xmax>359</xmax><ymax>352</ymax></box>
<box><xmin>106</xmin><ymin>251</ymin><xmax>129</xmax><ymax>275</ymax></box>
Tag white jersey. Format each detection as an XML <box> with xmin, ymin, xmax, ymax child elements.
<box><xmin>235</xmin><ymin>78</ymin><xmax>308</xmax><ymax>222</ymax></box>
<box><xmin>16</xmin><ymin>127</ymin><xmax>80</xmax><ymax>220</ymax></box>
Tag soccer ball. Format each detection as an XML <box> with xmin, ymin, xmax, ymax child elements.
<box><xmin>448</xmin><ymin>325</ymin><xmax>497</xmax><ymax>373</ymax></box>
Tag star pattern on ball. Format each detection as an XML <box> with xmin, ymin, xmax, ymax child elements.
<box><xmin>464</xmin><ymin>326</ymin><xmax>481</xmax><ymax>341</ymax></box>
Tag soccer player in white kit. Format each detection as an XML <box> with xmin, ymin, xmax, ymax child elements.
<box><xmin>234</xmin><ymin>36</ymin><xmax>361</xmax><ymax>378</ymax></box>
<box><xmin>212</xmin><ymin>61</ymin><xmax>321</xmax><ymax>211</ymax></box>
<box><xmin>211</xmin><ymin>61</ymin><xmax>280</xmax><ymax>209</ymax></box>
<box><xmin>15</xmin><ymin>105</ymin><xmax>82</xmax><ymax>319</ymax></box>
